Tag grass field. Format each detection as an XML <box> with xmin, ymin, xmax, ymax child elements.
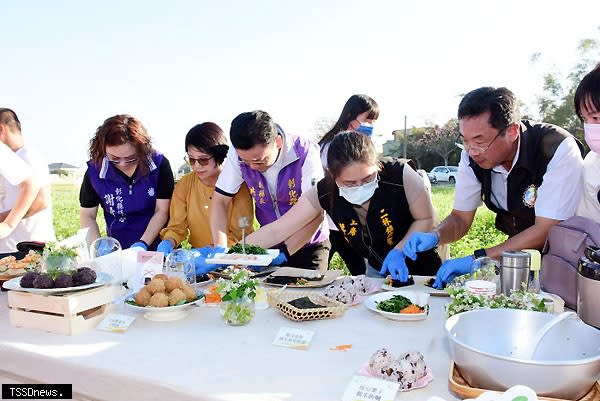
<box><xmin>51</xmin><ymin>182</ymin><xmax>506</xmax><ymax>263</ymax></box>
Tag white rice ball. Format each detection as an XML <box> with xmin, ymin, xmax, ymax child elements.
<box><xmin>369</xmin><ymin>348</ymin><xmax>395</xmax><ymax>374</ymax></box>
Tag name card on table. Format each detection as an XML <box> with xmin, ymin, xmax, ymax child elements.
<box><xmin>96</xmin><ymin>313</ymin><xmax>136</xmax><ymax>333</ymax></box>
<box><xmin>273</xmin><ymin>327</ymin><xmax>315</xmax><ymax>350</ymax></box>
<box><xmin>342</xmin><ymin>375</ymin><xmax>399</xmax><ymax>401</ymax></box>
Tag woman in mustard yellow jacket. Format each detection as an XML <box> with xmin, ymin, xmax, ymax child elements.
<box><xmin>157</xmin><ymin>122</ymin><xmax>254</xmax><ymax>254</ymax></box>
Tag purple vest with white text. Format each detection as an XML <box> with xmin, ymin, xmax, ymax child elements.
<box><xmin>86</xmin><ymin>152</ymin><xmax>163</xmax><ymax>249</ymax></box>
<box><xmin>240</xmin><ymin>134</ymin><xmax>326</xmax><ymax>246</ymax></box>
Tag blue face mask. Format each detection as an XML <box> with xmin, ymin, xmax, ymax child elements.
<box><xmin>357</xmin><ymin>122</ymin><xmax>374</xmax><ymax>137</ymax></box>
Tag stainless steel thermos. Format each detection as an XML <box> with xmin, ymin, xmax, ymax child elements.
<box><xmin>501</xmin><ymin>250</ymin><xmax>531</xmax><ymax>295</ymax></box>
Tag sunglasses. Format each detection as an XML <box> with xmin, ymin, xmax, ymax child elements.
<box><xmin>184</xmin><ymin>155</ymin><xmax>213</xmax><ymax>166</ymax></box>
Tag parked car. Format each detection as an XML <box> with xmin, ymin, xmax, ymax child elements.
<box><xmin>428</xmin><ymin>166</ymin><xmax>458</xmax><ymax>184</ymax></box>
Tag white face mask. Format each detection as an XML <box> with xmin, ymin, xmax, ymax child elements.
<box><xmin>338</xmin><ymin>176</ymin><xmax>379</xmax><ymax>205</ymax></box>
<box><xmin>584</xmin><ymin>123</ymin><xmax>600</xmax><ymax>153</ymax></box>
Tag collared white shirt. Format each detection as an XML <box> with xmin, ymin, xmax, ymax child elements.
<box><xmin>577</xmin><ymin>151</ymin><xmax>600</xmax><ymax>221</ymax></box>
<box><xmin>453</xmin><ymin>136</ymin><xmax>583</xmax><ymax>220</ymax></box>
<box><xmin>216</xmin><ymin>132</ymin><xmax>323</xmax><ymax>197</ymax></box>
<box><xmin>0</xmin><ymin>143</ymin><xmax>56</xmax><ymax>252</ymax></box>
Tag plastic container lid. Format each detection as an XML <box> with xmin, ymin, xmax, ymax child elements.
<box><xmin>501</xmin><ymin>250</ymin><xmax>530</xmax><ymax>268</ymax></box>
<box><xmin>578</xmin><ymin>256</ymin><xmax>600</xmax><ymax>281</ymax></box>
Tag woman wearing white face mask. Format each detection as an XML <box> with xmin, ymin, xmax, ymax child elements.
<box><xmin>246</xmin><ymin>131</ymin><xmax>442</xmax><ymax>279</ymax></box>
<box><xmin>575</xmin><ymin>63</ymin><xmax>600</xmax><ymax>221</ymax></box>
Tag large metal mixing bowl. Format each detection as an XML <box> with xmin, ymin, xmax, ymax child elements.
<box><xmin>445</xmin><ymin>308</ymin><xmax>600</xmax><ymax>399</ymax></box>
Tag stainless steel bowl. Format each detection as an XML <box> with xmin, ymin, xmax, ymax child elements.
<box><xmin>445</xmin><ymin>308</ymin><xmax>600</xmax><ymax>399</ymax></box>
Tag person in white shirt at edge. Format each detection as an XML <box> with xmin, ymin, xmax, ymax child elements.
<box><xmin>0</xmin><ymin>108</ymin><xmax>55</xmax><ymax>251</ymax></box>
<box><xmin>574</xmin><ymin>63</ymin><xmax>600</xmax><ymax>221</ymax></box>
<box><xmin>208</xmin><ymin>110</ymin><xmax>329</xmax><ymax>271</ymax></box>
<box><xmin>401</xmin><ymin>87</ymin><xmax>584</xmax><ymax>288</ymax></box>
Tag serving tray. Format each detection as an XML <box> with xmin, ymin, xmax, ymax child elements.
<box><xmin>448</xmin><ymin>361</ymin><xmax>600</xmax><ymax>401</ymax></box>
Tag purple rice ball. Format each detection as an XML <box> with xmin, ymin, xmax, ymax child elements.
<box><xmin>33</xmin><ymin>274</ymin><xmax>54</xmax><ymax>289</ymax></box>
<box><xmin>20</xmin><ymin>272</ymin><xmax>40</xmax><ymax>288</ymax></box>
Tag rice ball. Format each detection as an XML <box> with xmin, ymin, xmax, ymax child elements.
<box><xmin>369</xmin><ymin>348</ymin><xmax>395</xmax><ymax>375</ymax></box>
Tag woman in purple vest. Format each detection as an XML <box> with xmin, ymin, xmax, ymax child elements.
<box><xmin>79</xmin><ymin>115</ymin><xmax>175</xmax><ymax>250</ymax></box>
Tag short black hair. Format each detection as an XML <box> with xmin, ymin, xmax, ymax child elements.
<box><xmin>230</xmin><ymin>110</ymin><xmax>278</xmax><ymax>150</ymax></box>
<box><xmin>574</xmin><ymin>63</ymin><xmax>600</xmax><ymax>121</ymax></box>
<box><xmin>0</xmin><ymin>108</ymin><xmax>21</xmax><ymax>132</ymax></box>
<box><xmin>458</xmin><ymin>87</ymin><xmax>520</xmax><ymax>130</ymax></box>
<box><xmin>184</xmin><ymin>122</ymin><xmax>229</xmax><ymax>165</ymax></box>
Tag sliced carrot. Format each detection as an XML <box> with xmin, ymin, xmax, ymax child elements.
<box><xmin>204</xmin><ymin>293</ymin><xmax>222</xmax><ymax>303</ymax></box>
<box><xmin>399</xmin><ymin>304</ymin><xmax>424</xmax><ymax>314</ymax></box>
<box><xmin>330</xmin><ymin>344</ymin><xmax>353</xmax><ymax>351</ymax></box>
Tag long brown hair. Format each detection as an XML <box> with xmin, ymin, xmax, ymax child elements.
<box><xmin>89</xmin><ymin>114</ymin><xmax>154</xmax><ymax>173</ymax></box>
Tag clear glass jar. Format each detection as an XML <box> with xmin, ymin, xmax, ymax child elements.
<box><xmin>165</xmin><ymin>249</ymin><xmax>196</xmax><ymax>285</ymax></box>
<box><xmin>220</xmin><ymin>296</ymin><xmax>255</xmax><ymax>326</ymax></box>
<box><xmin>43</xmin><ymin>254</ymin><xmax>78</xmax><ymax>273</ymax></box>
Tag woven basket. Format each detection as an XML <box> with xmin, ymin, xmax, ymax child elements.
<box><xmin>268</xmin><ymin>290</ymin><xmax>347</xmax><ymax>321</ymax></box>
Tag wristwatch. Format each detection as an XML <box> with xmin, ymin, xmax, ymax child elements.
<box><xmin>473</xmin><ymin>248</ymin><xmax>487</xmax><ymax>259</ymax></box>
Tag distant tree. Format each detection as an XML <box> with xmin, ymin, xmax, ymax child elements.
<box><xmin>534</xmin><ymin>31</ymin><xmax>600</xmax><ymax>145</ymax></box>
<box><xmin>312</xmin><ymin>117</ymin><xmax>336</xmax><ymax>141</ymax></box>
<box><xmin>422</xmin><ymin>119</ymin><xmax>460</xmax><ymax>166</ymax></box>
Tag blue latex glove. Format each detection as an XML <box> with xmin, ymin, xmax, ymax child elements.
<box><xmin>433</xmin><ymin>255</ymin><xmax>475</xmax><ymax>289</ymax></box>
<box><xmin>129</xmin><ymin>241</ymin><xmax>148</xmax><ymax>251</ymax></box>
<box><xmin>192</xmin><ymin>246</ymin><xmax>226</xmax><ymax>276</ymax></box>
<box><xmin>379</xmin><ymin>249</ymin><xmax>409</xmax><ymax>281</ymax></box>
<box><xmin>95</xmin><ymin>243</ymin><xmax>113</xmax><ymax>257</ymax></box>
<box><xmin>157</xmin><ymin>240</ymin><xmax>174</xmax><ymax>256</ymax></box>
<box><xmin>403</xmin><ymin>232</ymin><xmax>439</xmax><ymax>261</ymax></box>
<box><xmin>270</xmin><ymin>252</ymin><xmax>287</xmax><ymax>266</ymax></box>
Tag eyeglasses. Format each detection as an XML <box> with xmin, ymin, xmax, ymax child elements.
<box><xmin>184</xmin><ymin>155</ymin><xmax>213</xmax><ymax>166</ymax></box>
<box><xmin>107</xmin><ymin>156</ymin><xmax>138</xmax><ymax>165</ymax></box>
<box><xmin>337</xmin><ymin>172</ymin><xmax>378</xmax><ymax>189</ymax></box>
<box><xmin>238</xmin><ymin>146</ymin><xmax>279</xmax><ymax>166</ymax></box>
<box><xmin>459</xmin><ymin>126</ymin><xmax>507</xmax><ymax>156</ymax></box>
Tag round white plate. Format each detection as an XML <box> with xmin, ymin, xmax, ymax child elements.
<box><xmin>2</xmin><ymin>271</ymin><xmax>112</xmax><ymax>295</ymax></box>
<box><xmin>364</xmin><ymin>290</ymin><xmax>430</xmax><ymax>321</ymax></box>
<box><xmin>125</xmin><ymin>295</ymin><xmax>203</xmax><ymax>321</ymax></box>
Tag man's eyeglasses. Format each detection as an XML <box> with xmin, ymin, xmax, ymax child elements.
<box><xmin>459</xmin><ymin>126</ymin><xmax>507</xmax><ymax>156</ymax></box>
<box><xmin>107</xmin><ymin>156</ymin><xmax>138</xmax><ymax>165</ymax></box>
<box><xmin>238</xmin><ymin>156</ymin><xmax>270</xmax><ymax>166</ymax></box>
<box><xmin>184</xmin><ymin>155</ymin><xmax>212</xmax><ymax>166</ymax></box>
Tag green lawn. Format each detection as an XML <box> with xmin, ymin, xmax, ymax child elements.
<box><xmin>52</xmin><ymin>182</ymin><xmax>505</xmax><ymax>263</ymax></box>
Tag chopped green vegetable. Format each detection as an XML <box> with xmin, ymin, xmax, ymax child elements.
<box><xmin>376</xmin><ymin>294</ymin><xmax>412</xmax><ymax>313</ymax></box>
<box><xmin>228</xmin><ymin>243</ymin><xmax>268</xmax><ymax>255</ymax></box>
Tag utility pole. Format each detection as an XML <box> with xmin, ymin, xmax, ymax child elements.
<box><xmin>403</xmin><ymin>115</ymin><xmax>407</xmax><ymax>159</ymax></box>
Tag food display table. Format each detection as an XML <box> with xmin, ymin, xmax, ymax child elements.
<box><xmin>0</xmin><ymin>281</ymin><xmax>460</xmax><ymax>401</ymax></box>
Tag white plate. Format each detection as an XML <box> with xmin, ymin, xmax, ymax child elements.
<box><xmin>364</xmin><ymin>290</ymin><xmax>430</xmax><ymax>321</ymax></box>
<box><xmin>206</xmin><ymin>249</ymin><xmax>279</xmax><ymax>266</ymax></box>
<box><xmin>125</xmin><ymin>295</ymin><xmax>204</xmax><ymax>321</ymax></box>
<box><xmin>2</xmin><ymin>271</ymin><xmax>112</xmax><ymax>295</ymax></box>
<box><xmin>380</xmin><ymin>275</ymin><xmax>448</xmax><ymax>297</ymax></box>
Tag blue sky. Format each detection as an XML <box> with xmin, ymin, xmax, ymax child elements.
<box><xmin>3</xmin><ymin>0</ymin><xmax>599</xmax><ymax>166</ymax></box>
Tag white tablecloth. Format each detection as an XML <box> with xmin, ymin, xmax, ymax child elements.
<box><xmin>0</xmin><ymin>282</ymin><xmax>460</xmax><ymax>401</ymax></box>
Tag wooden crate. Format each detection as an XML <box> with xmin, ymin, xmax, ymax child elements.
<box><xmin>7</xmin><ymin>285</ymin><xmax>116</xmax><ymax>335</ymax></box>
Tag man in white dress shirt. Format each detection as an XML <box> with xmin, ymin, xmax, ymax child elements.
<box><xmin>0</xmin><ymin>108</ymin><xmax>55</xmax><ymax>252</ymax></box>
<box><xmin>401</xmin><ymin>87</ymin><xmax>584</xmax><ymax>288</ymax></box>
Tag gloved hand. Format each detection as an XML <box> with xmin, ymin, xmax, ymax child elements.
<box><xmin>157</xmin><ymin>240</ymin><xmax>174</xmax><ymax>256</ymax></box>
<box><xmin>403</xmin><ymin>232</ymin><xmax>439</xmax><ymax>261</ymax></box>
<box><xmin>379</xmin><ymin>249</ymin><xmax>409</xmax><ymax>281</ymax></box>
<box><xmin>94</xmin><ymin>241</ymin><xmax>115</xmax><ymax>258</ymax></box>
<box><xmin>129</xmin><ymin>241</ymin><xmax>148</xmax><ymax>251</ymax></box>
<box><xmin>433</xmin><ymin>255</ymin><xmax>475</xmax><ymax>289</ymax></box>
<box><xmin>192</xmin><ymin>246</ymin><xmax>226</xmax><ymax>276</ymax></box>
<box><xmin>270</xmin><ymin>252</ymin><xmax>287</xmax><ymax>266</ymax></box>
